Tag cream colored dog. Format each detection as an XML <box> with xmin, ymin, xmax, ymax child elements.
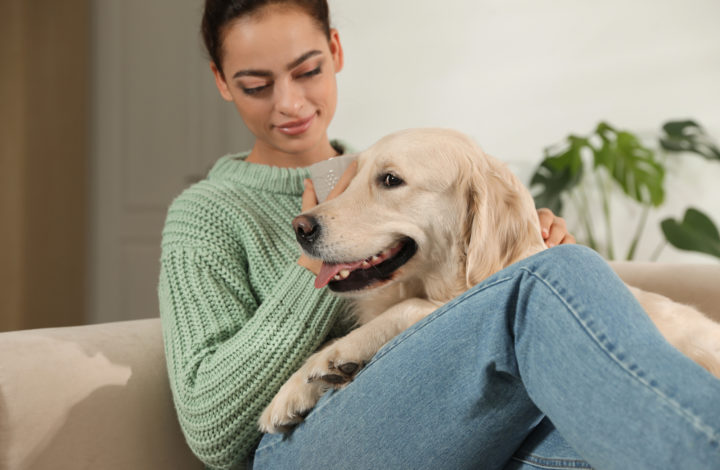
<box><xmin>258</xmin><ymin>128</ymin><xmax>720</xmax><ymax>434</ymax></box>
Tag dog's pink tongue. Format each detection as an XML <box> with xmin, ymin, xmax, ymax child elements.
<box><xmin>314</xmin><ymin>261</ymin><xmax>362</xmax><ymax>289</ymax></box>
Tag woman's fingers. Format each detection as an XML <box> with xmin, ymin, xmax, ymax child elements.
<box><xmin>326</xmin><ymin>160</ymin><xmax>358</xmax><ymax>201</ymax></box>
<box><xmin>296</xmin><ymin>162</ymin><xmax>357</xmax><ymax>275</ymax></box>
<box><xmin>537</xmin><ymin>208</ymin><xmax>576</xmax><ymax>247</ymax></box>
<box><xmin>537</xmin><ymin>208</ymin><xmax>554</xmax><ymax>239</ymax></box>
<box><xmin>298</xmin><ymin>180</ymin><xmax>322</xmax><ymax>274</ymax></box>
<box><xmin>301</xmin><ymin>160</ymin><xmax>357</xmax><ymax>213</ymax></box>
<box><xmin>301</xmin><ymin>179</ymin><xmax>319</xmax><ymax>212</ymax></box>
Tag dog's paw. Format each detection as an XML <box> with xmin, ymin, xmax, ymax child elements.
<box><xmin>307</xmin><ymin>359</ymin><xmax>365</xmax><ymax>386</ymax></box>
<box><xmin>258</xmin><ymin>375</ymin><xmax>324</xmax><ymax>434</ymax></box>
<box><xmin>305</xmin><ymin>343</ymin><xmax>370</xmax><ymax>387</ymax></box>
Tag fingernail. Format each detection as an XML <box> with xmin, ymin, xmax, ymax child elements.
<box><xmin>542</xmin><ymin>229</ymin><xmax>549</xmax><ymax>237</ymax></box>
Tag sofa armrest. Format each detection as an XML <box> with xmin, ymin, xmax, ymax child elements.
<box><xmin>611</xmin><ymin>262</ymin><xmax>720</xmax><ymax>322</ymax></box>
<box><xmin>0</xmin><ymin>319</ymin><xmax>203</xmax><ymax>470</ymax></box>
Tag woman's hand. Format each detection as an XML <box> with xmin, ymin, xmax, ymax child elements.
<box><xmin>537</xmin><ymin>208</ymin><xmax>576</xmax><ymax>247</ymax></box>
<box><xmin>297</xmin><ymin>161</ymin><xmax>359</xmax><ymax>275</ymax></box>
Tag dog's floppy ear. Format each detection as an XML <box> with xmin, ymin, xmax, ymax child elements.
<box><xmin>462</xmin><ymin>150</ymin><xmax>545</xmax><ymax>287</ymax></box>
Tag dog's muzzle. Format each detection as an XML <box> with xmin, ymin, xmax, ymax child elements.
<box><xmin>293</xmin><ymin>214</ymin><xmax>321</xmax><ymax>253</ymax></box>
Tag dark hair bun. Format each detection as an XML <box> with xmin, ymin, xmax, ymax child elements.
<box><xmin>202</xmin><ymin>0</ymin><xmax>331</xmax><ymax>75</ymax></box>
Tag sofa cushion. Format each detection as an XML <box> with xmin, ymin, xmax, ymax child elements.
<box><xmin>0</xmin><ymin>319</ymin><xmax>203</xmax><ymax>470</ymax></box>
<box><xmin>1</xmin><ymin>263</ymin><xmax>718</xmax><ymax>469</ymax></box>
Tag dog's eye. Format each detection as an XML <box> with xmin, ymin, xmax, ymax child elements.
<box><xmin>382</xmin><ymin>173</ymin><xmax>404</xmax><ymax>188</ymax></box>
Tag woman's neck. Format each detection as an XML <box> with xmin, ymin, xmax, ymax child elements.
<box><xmin>246</xmin><ymin>137</ymin><xmax>339</xmax><ymax>168</ymax></box>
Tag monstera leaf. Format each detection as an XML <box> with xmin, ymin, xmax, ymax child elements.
<box><xmin>594</xmin><ymin>122</ymin><xmax>665</xmax><ymax>207</ymax></box>
<box><xmin>660</xmin><ymin>120</ymin><xmax>720</xmax><ymax>161</ymax></box>
<box><xmin>661</xmin><ymin>208</ymin><xmax>720</xmax><ymax>259</ymax></box>
<box><xmin>530</xmin><ymin>119</ymin><xmax>718</xmax><ymax>261</ymax></box>
<box><xmin>530</xmin><ymin>136</ymin><xmax>586</xmax><ymax>214</ymax></box>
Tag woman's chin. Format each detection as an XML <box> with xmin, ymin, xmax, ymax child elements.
<box><xmin>273</xmin><ymin>129</ymin><xmax>328</xmax><ymax>153</ymax></box>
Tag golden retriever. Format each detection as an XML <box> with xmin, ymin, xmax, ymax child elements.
<box><xmin>258</xmin><ymin>128</ymin><xmax>720</xmax><ymax>434</ymax></box>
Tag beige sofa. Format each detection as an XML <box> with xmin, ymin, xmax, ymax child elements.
<box><xmin>1</xmin><ymin>263</ymin><xmax>719</xmax><ymax>470</ymax></box>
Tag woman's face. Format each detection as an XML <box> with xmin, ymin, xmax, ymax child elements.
<box><xmin>212</xmin><ymin>6</ymin><xmax>343</xmax><ymax>162</ymax></box>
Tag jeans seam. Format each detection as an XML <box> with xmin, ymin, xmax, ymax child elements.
<box><xmin>511</xmin><ymin>453</ymin><xmax>593</xmax><ymax>469</ymax></box>
<box><xmin>521</xmin><ymin>266</ymin><xmax>720</xmax><ymax>446</ymax></box>
<box><xmin>360</xmin><ymin>275</ymin><xmax>517</xmax><ymax>370</ymax></box>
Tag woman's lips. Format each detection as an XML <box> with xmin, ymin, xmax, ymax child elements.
<box><xmin>275</xmin><ymin>114</ymin><xmax>316</xmax><ymax>136</ymax></box>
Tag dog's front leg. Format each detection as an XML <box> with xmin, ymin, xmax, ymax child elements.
<box><xmin>258</xmin><ymin>358</ymin><xmax>331</xmax><ymax>434</ymax></box>
<box><xmin>305</xmin><ymin>298</ymin><xmax>439</xmax><ymax>386</ymax></box>
<box><xmin>258</xmin><ymin>298</ymin><xmax>437</xmax><ymax>433</ymax></box>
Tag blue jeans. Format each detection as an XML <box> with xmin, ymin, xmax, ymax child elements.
<box><xmin>252</xmin><ymin>245</ymin><xmax>720</xmax><ymax>469</ymax></box>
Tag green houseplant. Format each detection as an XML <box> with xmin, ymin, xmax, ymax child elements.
<box><xmin>530</xmin><ymin>120</ymin><xmax>720</xmax><ymax>261</ymax></box>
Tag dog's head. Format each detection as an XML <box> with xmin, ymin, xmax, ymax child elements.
<box><xmin>294</xmin><ymin>128</ymin><xmax>545</xmax><ymax>300</ymax></box>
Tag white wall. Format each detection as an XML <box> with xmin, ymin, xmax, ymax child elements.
<box><xmin>86</xmin><ymin>0</ymin><xmax>719</xmax><ymax>323</ymax></box>
<box><xmin>328</xmin><ymin>0</ymin><xmax>720</xmax><ymax>262</ymax></box>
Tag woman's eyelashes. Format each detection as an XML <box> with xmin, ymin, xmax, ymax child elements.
<box><xmin>299</xmin><ymin>65</ymin><xmax>322</xmax><ymax>78</ymax></box>
<box><xmin>238</xmin><ymin>65</ymin><xmax>323</xmax><ymax>96</ymax></box>
<box><xmin>242</xmin><ymin>84</ymin><xmax>270</xmax><ymax>96</ymax></box>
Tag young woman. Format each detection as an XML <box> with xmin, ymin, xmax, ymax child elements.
<box><xmin>158</xmin><ymin>1</ymin><xmax>720</xmax><ymax>469</ymax></box>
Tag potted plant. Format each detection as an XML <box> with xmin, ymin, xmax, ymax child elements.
<box><xmin>530</xmin><ymin>120</ymin><xmax>720</xmax><ymax>261</ymax></box>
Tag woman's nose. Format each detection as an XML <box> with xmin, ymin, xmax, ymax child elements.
<box><xmin>275</xmin><ymin>79</ymin><xmax>304</xmax><ymax>116</ymax></box>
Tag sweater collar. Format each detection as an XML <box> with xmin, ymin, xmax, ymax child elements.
<box><xmin>208</xmin><ymin>140</ymin><xmax>351</xmax><ymax>195</ymax></box>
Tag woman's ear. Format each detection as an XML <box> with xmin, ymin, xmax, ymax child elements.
<box><xmin>329</xmin><ymin>29</ymin><xmax>344</xmax><ymax>73</ymax></box>
<box><xmin>210</xmin><ymin>62</ymin><xmax>234</xmax><ymax>102</ymax></box>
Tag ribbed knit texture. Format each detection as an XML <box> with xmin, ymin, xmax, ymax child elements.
<box><xmin>158</xmin><ymin>144</ymin><xmax>350</xmax><ymax>469</ymax></box>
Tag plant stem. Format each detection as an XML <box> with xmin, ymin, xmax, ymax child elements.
<box><xmin>650</xmin><ymin>239</ymin><xmax>666</xmax><ymax>262</ymax></box>
<box><xmin>571</xmin><ymin>187</ymin><xmax>598</xmax><ymax>252</ymax></box>
<box><xmin>579</xmin><ymin>186</ymin><xmax>599</xmax><ymax>253</ymax></box>
<box><xmin>595</xmin><ymin>170</ymin><xmax>615</xmax><ymax>260</ymax></box>
<box><xmin>625</xmin><ymin>204</ymin><xmax>651</xmax><ymax>260</ymax></box>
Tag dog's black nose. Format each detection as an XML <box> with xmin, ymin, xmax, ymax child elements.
<box><xmin>293</xmin><ymin>214</ymin><xmax>321</xmax><ymax>246</ymax></box>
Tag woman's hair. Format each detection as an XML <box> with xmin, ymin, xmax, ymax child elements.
<box><xmin>202</xmin><ymin>0</ymin><xmax>331</xmax><ymax>76</ymax></box>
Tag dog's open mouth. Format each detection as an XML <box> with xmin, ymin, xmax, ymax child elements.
<box><xmin>314</xmin><ymin>237</ymin><xmax>418</xmax><ymax>292</ymax></box>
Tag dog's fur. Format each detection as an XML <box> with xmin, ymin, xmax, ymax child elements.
<box><xmin>258</xmin><ymin>128</ymin><xmax>720</xmax><ymax>433</ymax></box>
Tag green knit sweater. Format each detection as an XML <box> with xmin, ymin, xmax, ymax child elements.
<box><xmin>158</xmin><ymin>147</ymin><xmax>349</xmax><ymax>469</ymax></box>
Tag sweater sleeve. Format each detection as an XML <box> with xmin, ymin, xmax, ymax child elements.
<box><xmin>158</xmin><ymin>207</ymin><xmax>346</xmax><ymax>469</ymax></box>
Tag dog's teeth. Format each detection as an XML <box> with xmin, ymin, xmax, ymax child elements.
<box><xmin>339</xmin><ymin>270</ymin><xmax>351</xmax><ymax>279</ymax></box>
<box><xmin>333</xmin><ymin>274</ymin><xmax>342</xmax><ymax>281</ymax></box>
<box><xmin>361</xmin><ymin>260</ymin><xmax>371</xmax><ymax>268</ymax></box>
<box><xmin>371</xmin><ymin>255</ymin><xmax>381</xmax><ymax>263</ymax></box>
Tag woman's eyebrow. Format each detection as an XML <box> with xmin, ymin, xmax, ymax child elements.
<box><xmin>232</xmin><ymin>50</ymin><xmax>323</xmax><ymax>80</ymax></box>
<box><xmin>232</xmin><ymin>68</ymin><xmax>271</xmax><ymax>79</ymax></box>
<box><xmin>285</xmin><ymin>50</ymin><xmax>322</xmax><ymax>70</ymax></box>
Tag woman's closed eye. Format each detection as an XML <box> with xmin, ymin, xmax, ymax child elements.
<box><xmin>238</xmin><ymin>62</ymin><xmax>323</xmax><ymax>96</ymax></box>
<box><xmin>294</xmin><ymin>58</ymin><xmax>324</xmax><ymax>79</ymax></box>
<box><xmin>241</xmin><ymin>82</ymin><xmax>271</xmax><ymax>96</ymax></box>
<box><xmin>298</xmin><ymin>66</ymin><xmax>321</xmax><ymax>78</ymax></box>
